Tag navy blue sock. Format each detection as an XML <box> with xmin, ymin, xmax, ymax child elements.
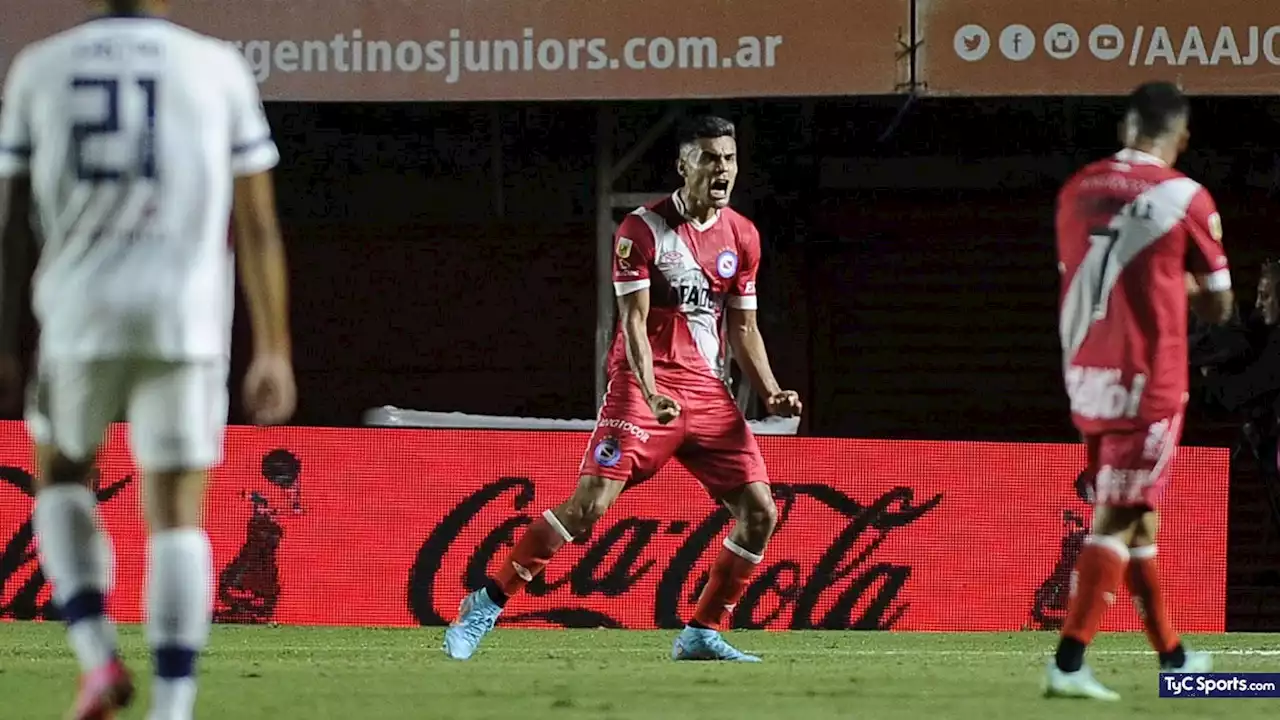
<box><xmin>1159</xmin><ymin>644</ymin><xmax>1187</xmax><ymax>669</ymax></box>
<box><xmin>154</xmin><ymin>646</ymin><xmax>197</xmax><ymax>679</ymax></box>
<box><xmin>483</xmin><ymin>579</ymin><xmax>509</xmax><ymax>608</ymax></box>
<box><xmin>1055</xmin><ymin>636</ymin><xmax>1086</xmax><ymax>673</ymax></box>
<box><xmin>60</xmin><ymin>590</ymin><xmax>106</xmax><ymax>626</ymax></box>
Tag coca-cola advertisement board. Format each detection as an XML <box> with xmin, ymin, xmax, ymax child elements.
<box><xmin>0</xmin><ymin>424</ymin><xmax>1227</xmax><ymax>632</ymax></box>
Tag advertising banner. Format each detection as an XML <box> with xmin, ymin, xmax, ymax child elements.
<box><xmin>918</xmin><ymin>0</ymin><xmax>1280</xmax><ymax>95</ymax></box>
<box><xmin>2</xmin><ymin>0</ymin><xmax>908</xmax><ymax>101</ymax></box>
<box><xmin>0</xmin><ymin>423</ymin><xmax>1227</xmax><ymax>632</ymax></box>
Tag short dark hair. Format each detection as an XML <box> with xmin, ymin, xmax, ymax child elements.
<box><xmin>1125</xmin><ymin>81</ymin><xmax>1189</xmax><ymax>140</ymax></box>
<box><xmin>677</xmin><ymin>115</ymin><xmax>735</xmax><ymax>149</ymax></box>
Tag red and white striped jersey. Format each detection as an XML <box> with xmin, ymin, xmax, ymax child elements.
<box><xmin>609</xmin><ymin>192</ymin><xmax>760</xmax><ymax>385</ymax></box>
<box><xmin>1056</xmin><ymin>148</ymin><xmax>1231</xmax><ymax>435</ymax></box>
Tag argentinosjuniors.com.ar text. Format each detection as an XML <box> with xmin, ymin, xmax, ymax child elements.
<box><xmin>232</xmin><ymin>29</ymin><xmax>785</xmax><ymax>85</ymax></box>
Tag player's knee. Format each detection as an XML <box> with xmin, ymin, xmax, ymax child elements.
<box><xmin>559</xmin><ymin>476</ymin><xmax>620</xmax><ymax>533</ymax></box>
<box><xmin>744</xmin><ymin>493</ymin><xmax>778</xmax><ymax>537</ymax></box>
<box><xmin>144</xmin><ymin>469</ymin><xmax>208</xmax><ymax>531</ymax></box>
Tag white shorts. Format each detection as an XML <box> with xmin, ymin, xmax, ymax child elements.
<box><xmin>25</xmin><ymin>358</ymin><xmax>229</xmax><ymax>472</ymax></box>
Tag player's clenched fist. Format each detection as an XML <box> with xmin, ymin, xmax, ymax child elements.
<box><xmin>766</xmin><ymin>390</ymin><xmax>803</xmax><ymax>417</ymax></box>
<box><xmin>647</xmin><ymin>392</ymin><xmax>682</xmax><ymax>425</ymax></box>
<box><xmin>244</xmin><ymin>354</ymin><xmax>297</xmax><ymax>426</ymax></box>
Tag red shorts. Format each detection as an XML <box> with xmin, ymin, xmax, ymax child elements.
<box><xmin>1081</xmin><ymin>415</ymin><xmax>1183</xmax><ymax>508</ymax></box>
<box><xmin>579</xmin><ymin>374</ymin><xmax>769</xmax><ymax>499</ymax></box>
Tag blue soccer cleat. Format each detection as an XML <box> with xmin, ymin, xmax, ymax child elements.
<box><xmin>671</xmin><ymin>626</ymin><xmax>761</xmax><ymax>662</ymax></box>
<box><xmin>442</xmin><ymin>589</ymin><xmax>503</xmax><ymax>660</ymax></box>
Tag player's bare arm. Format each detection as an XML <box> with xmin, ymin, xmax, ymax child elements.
<box><xmin>617</xmin><ymin>287</ymin><xmax>680</xmax><ymax>424</ymax></box>
<box><xmin>233</xmin><ymin>170</ymin><xmax>297</xmax><ymax>425</ymax></box>
<box><xmin>726</xmin><ymin>306</ymin><xmax>801</xmax><ymax>417</ymax></box>
<box><xmin>0</xmin><ymin>176</ymin><xmax>33</xmax><ymax>411</ymax></box>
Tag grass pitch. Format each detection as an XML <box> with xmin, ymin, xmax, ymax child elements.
<box><xmin>2</xmin><ymin>624</ymin><xmax>1279</xmax><ymax>719</ymax></box>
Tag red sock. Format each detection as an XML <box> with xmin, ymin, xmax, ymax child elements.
<box><xmin>691</xmin><ymin>539</ymin><xmax>761</xmax><ymax>630</ymax></box>
<box><xmin>1126</xmin><ymin>545</ymin><xmax>1180</xmax><ymax>653</ymax></box>
<box><xmin>1062</xmin><ymin>537</ymin><xmax>1129</xmax><ymax>645</ymax></box>
<box><xmin>493</xmin><ymin>510</ymin><xmax>572</xmax><ymax>598</ymax></box>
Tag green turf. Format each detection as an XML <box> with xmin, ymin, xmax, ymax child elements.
<box><xmin>2</xmin><ymin>624</ymin><xmax>1279</xmax><ymax>718</ymax></box>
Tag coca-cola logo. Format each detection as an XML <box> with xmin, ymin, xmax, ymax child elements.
<box><xmin>407</xmin><ymin>477</ymin><xmax>944</xmax><ymax>630</ymax></box>
<box><xmin>0</xmin><ymin>466</ymin><xmax>134</xmax><ymax>620</ymax></box>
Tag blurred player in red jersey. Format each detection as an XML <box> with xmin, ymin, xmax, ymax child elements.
<box><xmin>1045</xmin><ymin>82</ymin><xmax>1234</xmax><ymax>700</ymax></box>
<box><xmin>444</xmin><ymin>115</ymin><xmax>801</xmax><ymax>662</ymax></box>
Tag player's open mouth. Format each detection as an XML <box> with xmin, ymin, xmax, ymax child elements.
<box><xmin>709</xmin><ymin>179</ymin><xmax>730</xmax><ymax>199</ymax></box>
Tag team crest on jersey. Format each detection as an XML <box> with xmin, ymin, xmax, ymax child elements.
<box><xmin>593</xmin><ymin>435</ymin><xmax>622</xmax><ymax>468</ymax></box>
<box><xmin>616</xmin><ymin>237</ymin><xmax>633</xmax><ymax>259</ymax></box>
<box><xmin>1208</xmin><ymin>213</ymin><xmax>1223</xmax><ymax>242</ymax></box>
<box><xmin>716</xmin><ymin>249</ymin><xmax>738</xmax><ymax>278</ymax></box>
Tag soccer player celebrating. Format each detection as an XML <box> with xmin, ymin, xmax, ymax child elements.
<box><xmin>1046</xmin><ymin>81</ymin><xmax>1232</xmax><ymax>700</ymax></box>
<box><xmin>445</xmin><ymin>115</ymin><xmax>801</xmax><ymax>662</ymax></box>
<box><xmin>0</xmin><ymin>1</ymin><xmax>295</xmax><ymax>717</ymax></box>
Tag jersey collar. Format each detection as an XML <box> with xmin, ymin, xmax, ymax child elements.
<box><xmin>673</xmin><ymin>190</ymin><xmax>721</xmax><ymax>232</ymax></box>
<box><xmin>1114</xmin><ymin>148</ymin><xmax>1168</xmax><ymax>167</ymax></box>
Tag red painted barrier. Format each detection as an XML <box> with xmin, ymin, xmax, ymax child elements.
<box><xmin>0</xmin><ymin>423</ymin><xmax>1228</xmax><ymax>631</ymax></box>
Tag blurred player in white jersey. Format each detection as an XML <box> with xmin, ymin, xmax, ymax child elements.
<box><xmin>0</xmin><ymin>1</ymin><xmax>295</xmax><ymax>718</ymax></box>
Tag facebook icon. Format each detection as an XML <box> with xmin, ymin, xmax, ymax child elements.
<box><xmin>999</xmin><ymin>25</ymin><xmax>1035</xmax><ymax>61</ymax></box>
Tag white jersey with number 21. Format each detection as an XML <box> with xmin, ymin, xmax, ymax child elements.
<box><xmin>0</xmin><ymin>16</ymin><xmax>279</xmax><ymax>361</ymax></box>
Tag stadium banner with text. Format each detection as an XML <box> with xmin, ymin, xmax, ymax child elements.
<box><xmin>0</xmin><ymin>423</ymin><xmax>1227</xmax><ymax>632</ymax></box>
<box><xmin>2</xmin><ymin>0</ymin><xmax>908</xmax><ymax>102</ymax></box>
<box><xmin>917</xmin><ymin>0</ymin><xmax>1280</xmax><ymax>95</ymax></box>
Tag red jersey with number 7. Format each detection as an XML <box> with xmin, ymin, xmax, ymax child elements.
<box><xmin>1056</xmin><ymin>148</ymin><xmax>1232</xmax><ymax>435</ymax></box>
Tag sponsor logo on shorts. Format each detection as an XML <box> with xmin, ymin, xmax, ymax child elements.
<box><xmin>1065</xmin><ymin>366</ymin><xmax>1146</xmax><ymax>420</ymax></box>
<box><xmin>511</xmin><ymin>561</ymin><xmax>534</xmax><ymax>582</ymax></box>
<box><xmin>1094</xmin><ymin>465</ymin><xmax>1155</xmax><ymax>504</ymax></box>
<box><xmin>593</xmin><ymin>435</ymin><xmax>622</xmax><ymax>468</ymax></box>
<box><xmin>716</xmin><ymin>249</ymin><xmax>739</xmax><ymax>278</ymax></box>
<box><xmin>598</xmin><ymin>417</ymin><xmax>651</xmax><ymax>442</ymax></box>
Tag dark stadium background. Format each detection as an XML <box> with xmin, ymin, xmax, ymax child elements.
<box><xmin>10</xmin><ymin>97</ymin><xmax>1278</xmax><ymax>629</ymax></box>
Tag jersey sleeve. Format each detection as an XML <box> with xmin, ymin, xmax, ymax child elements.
<box><xmin>727</xmin><ymin>221</ymin><xmax>761</xmax><ymax>310</ymax></box>
<box><xmin>612</xmin><ymin>213</ymin><xmax>656</xmax><ymax>297</ymax></box>
<box><xmin>226</xmin><ymin>50</ymin><xmax>280</xmax><ymax>177</ymax></box>
<box><xmin>1183</xmin><ymin>186</ymin><xmax>1232</xmax><ymax>292</ymax></box>
<box><xmin>0</xmin><ymin>50</ymin><xmax>33</xmax><ymax>177</ymax></box>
